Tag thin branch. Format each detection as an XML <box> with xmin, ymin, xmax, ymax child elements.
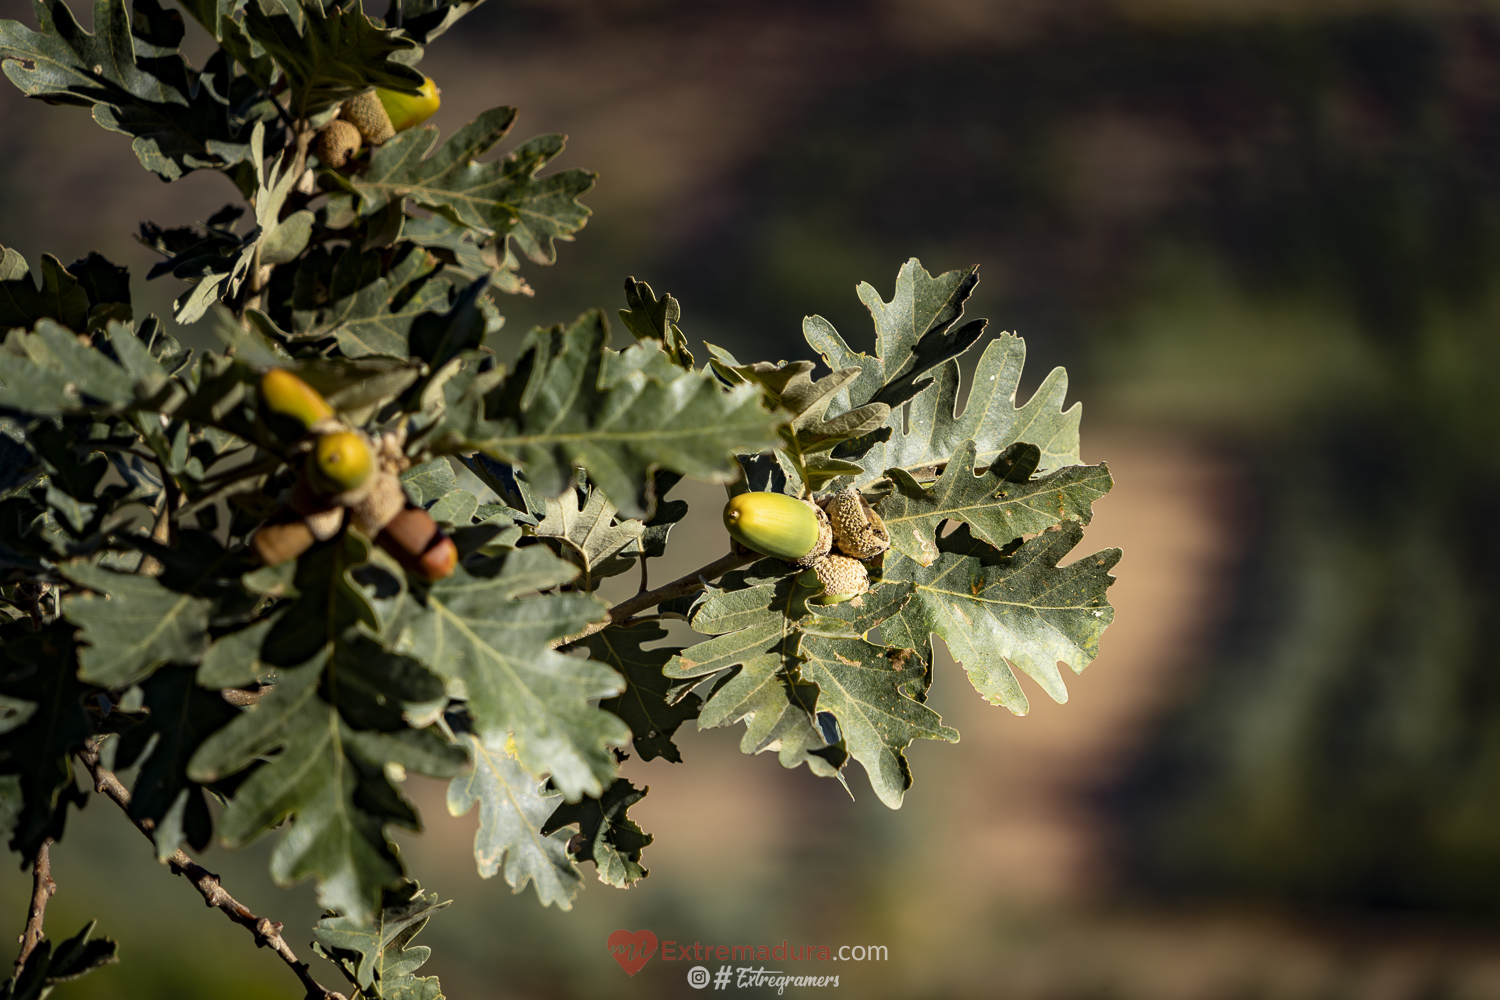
<box><xmin>12</xmin><ymin>838</ymin><xmax>55</xmax><ymax>980</ymax></box>
<box><xmin>75</xmin><ymin>743</ymin><xmax>347</xmax><ymax>1000</ymax></box>
<box><xmin>558</xmin><ymin>550</ymin><xmax>754</xmax><ymax>646</ymax></box>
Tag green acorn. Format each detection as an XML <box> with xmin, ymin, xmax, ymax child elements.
<box><xmin>723</xmin><ymin>491</ymin><xmax>830</xmax><ymax>564</ymax></box>
<box><xmin>260</xmin><ymin>369</ymin><xmax>335</xmax><ymax>435</ymax></box>
<box><xmin>377</xmin><ymin>75</ymin><xmax>441</xmax><ymax>131</ymax></box>
<box><xmin>305</xmin><ymin>430</ymin><xmax>376</xmax><ymax>497</ymax></box>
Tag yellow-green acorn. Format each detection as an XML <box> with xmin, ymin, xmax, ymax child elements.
<box><xmin>724</xmin><ymin>492</ymin><xmax>828</xmax><ymax>563</ymax></box>
<box><xmin>342</xmin><ymin>90</ymin><xmax>396</xmax><ymax>145</ymax></box>
<box><xmin>306</xmin><ymin>430</ymin><xmax>376</xmax><ymax>496</ymax></box>
<box><xmin>260</xmin><ymin>369</ymin><xmax>335</xmax><ymax>433</ymax></box>
<box><xmin>377</xmin><ymin>75</ymin><xmax>441</xmax><ymax>131</ymax></box>
<box><xmin>808</xmin><ymin>554</ymin><xmax>869</xmax><ymax>605</ymax></box>
<box><xmin>315</xmin><ymin>119</ymin><xmax>362</xmax><ymax>168</ymax></box>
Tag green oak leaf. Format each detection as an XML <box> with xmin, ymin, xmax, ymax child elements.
<box><xmin>0</xmin><ymin>623</ymin><xmax>93</xmax><ymax>857</ymax></box>
<box><xmin>312</xmin><ymin>879</ymin><xmax>448</xmax><ymax>998</ymax></box>
<box><xmin>455</xmin><ymin>310</ymin><xmax>782</xmax><ymax>518</ymax></box>
<box><xmin>0</xmin><ymin>0</ymin><xmax>258</xmax><ymax>181</ymax></box>
<box><xmin>0</xmin><ymin>251</ymin><xmax>131</xmax><ymax>333</ymax></box>
<box><xmin>4</xmin><ymin>920</ymin><xmax>118</xmax><ymax>1000</ymax></box>
<box><xmin>292</xmin><ymin>244</ymin><xmax>452</xmax><ymax>357</ymax></box>
<box><xmin>113</xmin><ymin>665</ymin><xmax>238</xmax><ymax>861</ymax></box>
<box><xmin>885</xmin><ymin>522</ymin><xmax>1119</xmax><ymax>715</ymax></box>
<box><xmin>0</xmin><ymin>320</ymin><xmax>170</xmax><ymax>417</ymax></box>
<box><xmin>532</xmin><ymin>483</ymin><xmax>645</xmax><ymax>590</ymax></box>
<box><xmin>241</xmin><ymin>0</ymin><xmax>424</xmax><ymax>118</ymax></box>
<box><xmin>799</xmin><ymin>585</ymin><xmax>957</xmax><ymax>808</ymax></box>
<box><xmin>619</xmin><ymin>277</ymin><xmax>693</xmax><ymax>369</ymax></box>
<box><xmin>877</xmin><ymin>439</ymin><xmax>1114</xmax><ymax>565</ymax></box>
<box><xmin>805</xmin><ymin>257</ymin><xmax>988</xmax><ymax>414</ymax></box>
<box><xmin>61</xmin><ymin>560</ymin><xmax>212</xmax><ymax>688</ymax></box>
<box><xmin>804</xmin><ymin>259</ymin><xmax>1080</xmax><ymax>485</ymax></box>
<box><xmin>384</xmin><ymin>0</ymin><xmax>489</xmax><ymax>44</ymax></box>
<box><xmin>188</xmin><ymin>652</ymin><xmax>464</xmax><ymax>924</ymax></box>
<box><xmin>572</xmin><ymin>621</ymin><xmax>697</xmax><ymax>763</ymax></box>
<box><xmin>399</xmin><ymin>547</ymin><xmax>627</xmax><ymax>800</ymax></box>
<box><xmin>708</xmin><ymin>349</ymin><xmax>889</xmax><ymax>492</ymax></box>
<box><xmin>400</xmin><ymin>457</ymin><xmax>459</xmax><ymax>507</ymax></box>
<box><xmin>445</xmin><ymin>731</ymin><xmax>582</xmax><ymax>909</ymax></box>
<box><xmin>541</xmin><ymin>777</ymin><xmax>652</xmax><ymax>888</ymax></box>
<box><xmin>353</xmin><ymin>107</ymin><xmax>595</xmax><ymax>271</ymax></box>
<box><xmin>666</xmin><ymin>562</ymin><xmax>846</xmax><ymax>778</ymax></box>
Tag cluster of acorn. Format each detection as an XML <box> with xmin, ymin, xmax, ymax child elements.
<box><xmin>315</xmin><ymin>75</ymin><xmax>442</xmax><ymax>169</ymax></box>
<box><xmin>722</xmin><ymin>489</ymin><xmax>890</xmax><ymax>604</ymax></box>
<box><xmin>251</xmin><ymin>369</ymin><xmax>457</xmax><ymax>581</ymax></box>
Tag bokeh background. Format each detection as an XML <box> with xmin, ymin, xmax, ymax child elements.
<box><xmin>6</xmin><ymin>0</ymin><xmax>1500</xmax><ymax>996</ymax></box>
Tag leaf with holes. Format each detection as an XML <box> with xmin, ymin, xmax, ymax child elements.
<box><xmin>884</xmin><ymin>522</ymin><xmax>1119</xmax><ymax>716</ymax></box>
<box><xmin>541</xmin><ymin>777</ymin><xmax>652</xmax><ymax>888</ymax></box>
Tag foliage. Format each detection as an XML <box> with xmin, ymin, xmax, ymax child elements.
<box><xmin>0</xmin><ymin>0</ymin><xmax>1118</xmax><ymax>995</ymax></box>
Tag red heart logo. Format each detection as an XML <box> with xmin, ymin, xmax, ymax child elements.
<box><xmin>607</xmin><ymin>929</ymin><xmax>658</xmax><ymax>977</ymax></box>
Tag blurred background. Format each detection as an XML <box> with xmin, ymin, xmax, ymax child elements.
<box><xmin>6</xmin><ymin>0</ymin><xmax>1500</xmax><ymax>996</ymax></box>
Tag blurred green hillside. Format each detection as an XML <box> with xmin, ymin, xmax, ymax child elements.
<box><xmin>5</xmin><ymin>1</ymin><xmax>1500</xmax><ymax>997</ymax></box>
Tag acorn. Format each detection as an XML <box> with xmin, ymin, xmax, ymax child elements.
<box><xmin>341</xmin><ymin>90</ymin><xmax>396</xmax><ymax>146</ymax></box>
<box><xmin>377</xmin><ymin>506</ymin><xmax>457</xmax><ymax>581</ymax></box>
<box><xmin>377</xmin><ymin>75</ymin><xmax>441</xmax><ymax>131</ymax></box>
<box><xmin>305</xmin><ymin>430</ymin><xmax>376</xmax><ymax>497</ymax></box>
<box><xmin>315</xmin><ymin>119</ymin><xmax>362</xmax><ymax>169</ymax></box>
<box><xmin>822</xmin><ymin>487</ymin><xmax>890</xmax><ymax>560</ymax></box>
<box><xmin>260</xmin><ymin>369</ymin><xmax>335</xmax><ymax>436</ymax></box>
<box><xmin>806</xmin><ymin>554</ymin><xmax>869</xmax><ymax>605</ymax></box>
<box><xmin>250</xmin><ymin>512</ymin><xmax>317</xmax><ymax>567</ymax></box>
<box><xmin>723</xmin><ymin>492</ymin><xmax>830</xmax><ymax>566</ymax></box>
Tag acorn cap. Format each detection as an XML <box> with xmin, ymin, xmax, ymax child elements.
<box><xmin>810</xmin><ymin>554</ymin><xmax>869</xmax><ymax>603</ymax></box>
<box><xmin>348</xmin><ymin>471</ymin><xmax>408</xmax><ymax>537</ymax></box>
<box><xmin>342</xmin><ymin>90</ymin><xmax>396</xmax><ymax>146</ymax></box>
<box><xmin>822</xmin><ymin>487</ymin><xmax>890</xmax><ymax>561</ymax></box>
<box><xmin>315</xmin><ymin>119</ymin><xmax>362</xmax><ymax>169</ymax></box>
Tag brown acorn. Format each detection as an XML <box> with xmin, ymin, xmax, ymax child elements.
<box><xmin>251</xmin><ymin>513</ymin><xmax>317</xmax><ymax>567</ymax></box>
<box><xmin>315</xmin><ymin>120</ymin><xmax>362</xmax><ymax>169</ymax></box>
<box><xmin>377</xmin><ymin>506</ymin><xmax>457</xmax><ymax>581</ymax></box>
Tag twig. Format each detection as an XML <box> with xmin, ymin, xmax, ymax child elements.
<box><xmin>558</xmin><ymin>550</ymin><xmax>754</xmax><ymax>646</ymax></box>
<box><xmin>75</xmin><ymin>743</ymin><xmax>346</xmax><ymax>1000</ymax></box>
<box><xmin>12</xmin><ymin>838</ymin><xmax>55</xmax><ymax>980</ymax></box>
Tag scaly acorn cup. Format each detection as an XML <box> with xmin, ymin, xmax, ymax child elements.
<box><xmin>347</xmin><ymin>471</ymin><xmax>409</xmax><ymax>538</ymax></box>
<box><xmin>805</xmin><ymin>554</ymin><xmax>870</xmax><ymax>605</ymax></box>
<box><xmin>377</xmin><ymin>76</ymin><xmax>441</xmax><ymax>131</ymax></box>
<box><xmin>305</xmin><ymin>430</ymin><xmax>377</xmax><ymax>498</ymax></box>
<box><xmin>260</xmin><ymin>368</ymin><xmax>335</xmax><ymax>438</ymax></box>
<box><xmin>723</xmin><ymin>491</ymin><xmax>831</xmax><ymax>566</ymax></box>
<box><xmin>341</xmin><ymin>89</ymin><xmax>396</xmax><ymax>145</ymax></box>
<box><xmin>822</xmin><ymin>487</ymin><xmax>890</xmax><ymax>560</ymax></box>
<box><xmin>315</xmin><ymin>119</ymin><xmax>362</xmax><ymax>169</ymax></box>
<box><xmin>378</xmin><ymin>506</ymin><xmax>457</xmax><ymax>581</ymax></box>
